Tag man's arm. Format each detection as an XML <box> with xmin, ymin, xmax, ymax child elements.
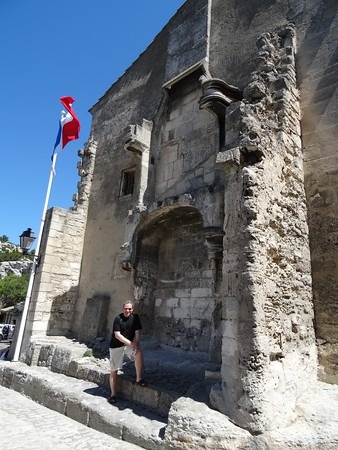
<box><xmin>113</xmin><ymin>329</ymin><xmax>141</xmax><ymax>348</ymax></box>
<box><xmin>114</xmin><ymin>331</ymin><xmax>135</xmax><ymax>347</ymax></box>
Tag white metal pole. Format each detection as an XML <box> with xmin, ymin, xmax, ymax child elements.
<box><xmin>12</xmin><ymin>152</ymin><xmax>58</xmax><ymax>362</ymax></box>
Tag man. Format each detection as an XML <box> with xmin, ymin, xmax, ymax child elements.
<box><xmin>108</xmin><ymin>301</ymin><xmax>147</xmax><ymax>404</ymax></box>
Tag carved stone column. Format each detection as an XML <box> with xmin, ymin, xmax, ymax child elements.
<box><xmin>204</xmin><ymin>227</ymin><xmax>224</xmax><ymax>293</ymax></box>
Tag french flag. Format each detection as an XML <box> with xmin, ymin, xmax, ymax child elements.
<box><xmin>53</xmin><ymin>96</ymin><xmax>80</xmax><ymax>154</ymax></box>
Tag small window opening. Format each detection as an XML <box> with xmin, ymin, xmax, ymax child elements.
<box><xmin>120</xmin><ymin>169</ymin><xmax>135</xmax><ymax>196</ymax></box>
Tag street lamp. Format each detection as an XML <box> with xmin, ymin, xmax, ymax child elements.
<box><xmin>11</xmin><ymin>228</ymin><xmax>37</xmax><ymax>362</ymax></box>
<box><xmin>19</xmin><ymin>228</ymin><xmax>36</xmax><ymax>254</ymax></box>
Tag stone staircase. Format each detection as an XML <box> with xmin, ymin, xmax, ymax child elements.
<box><xmin>22</xmin><ymin>336</ymin><xmax>219</xmax><ymax>415</ymax></box>
<box><xmin>1</xmin><ymin>337</ymin><xmax>337</xmax><ymax>449</ymax></box>
<box><xmin>0</xmin><ymin>360</ymin><xmax>166</xmax><ymax>449</ymax></box>
<box><xmin>0</xmin><ymin>337</ymin><xmax>221</xmax><ymax>449</ymax></box>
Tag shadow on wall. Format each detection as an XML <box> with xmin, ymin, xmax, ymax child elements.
<box><xmin>297</xmin><ymin>1</ymin><xmax>337</xmax><ymax>136</ymax></box>
<box><xmin>47</xmin><ymin>288</ymin><xmax>110</xmax><ymax>341</ymax></box>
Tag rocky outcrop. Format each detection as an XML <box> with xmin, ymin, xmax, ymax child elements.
<box><xmin>0</xmin><ymin>260</ymin><xmax>33</xmax><ymax>279</ymax></box>
<box><xmin>0</xmin><ymin>241</ymin><xmax>33</xmax><ymax>279</ymax></box>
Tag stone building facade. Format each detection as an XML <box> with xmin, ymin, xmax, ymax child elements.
<box><xmin>22</xmin><ymin>0</ymin><xmax>337</xmax><ymax>434</ymax></box>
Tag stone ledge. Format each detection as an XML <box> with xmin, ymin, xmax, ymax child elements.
<box><xmin>1</xmin><ymin>361</ymin><xmax>337</xmax><ymax>449</ymax></box>
<box><xmin>0</xmin><ymin>361</ymin><xmax>165</xmax><ymax>450</ymax></box>
<box><xmin>23</xmin><ymin>337</ymin><xmax>180</xmax><ymax>416</ymax></box>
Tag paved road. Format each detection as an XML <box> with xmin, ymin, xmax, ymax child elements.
<box><xmin>0</xmin><ymin>386</ymin><xmax>143</xmax><ymax>450</ymax></box>
<box><xmin>0</xmin><ymin>340</ymin><xmax>10</xmax><ymax>350</ymax></box>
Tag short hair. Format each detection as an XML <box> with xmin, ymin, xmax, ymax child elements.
<box><xmin>123</xmin><ymin>301</ymin><xmax>134</xmax><ymax>308</ymax></box>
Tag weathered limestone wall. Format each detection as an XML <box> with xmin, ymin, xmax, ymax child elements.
<box><xmin>163</xmin><ymin>0</ymin><xmax>209</xmax><ymax>85</ymax></box>
<box><xmin>72</xmin><ymin>0</ymin><xmax>210</xmax><ymax>340</ymax></box>
<box><xmin>209</xmin><ymin>0</ymin><xmax>338</xmax><ymax>384</ymax></box>
<box><xmin>155</xmin><ymin>72</ymin><xmax>218</xmax><ymax>199</ymax></box>
<box><xmin>67</xmin><ymin>0</ymin><xmax>336</xmax><ymax>434</ymax></box>
<box><xmin>131</xmin><ymin>208</ymin><xmax>219</xmax><ymax>356</ymax></box>
<box><xmin>154</xmin><ymin>221</ymin><xmax>213</xmax><ymax>353</ymax></box>
<box><xmin>300</xmin><ymin>2</ymin><xmax>338</xmax><ymax>384</ymax></box>
<box><xmin>211</xmin><ymin>26</ymin><xmax>317</xmax><ymax>432</ymax></box>
<box><xmin>71</xmin><ymin>34</ymin><xmax>170</xmax><ymax>338</ymax></box>
<box><xmin>20</xmin><ymin>142</ymin><xmax>96</xmax><ymax>356</ymax></box>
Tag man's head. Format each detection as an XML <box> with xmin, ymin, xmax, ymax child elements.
<box><xmin>122</xmin><ymin>301</ymin><xmax>133</xmax><ymax>317</ymax></box>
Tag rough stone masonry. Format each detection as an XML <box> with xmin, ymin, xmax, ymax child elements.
<box><xmin>18</xmin><ymin>0</ymin><xmax>338</xmax><ymax>439</ymax></box>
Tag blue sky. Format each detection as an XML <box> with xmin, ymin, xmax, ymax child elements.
<box><xmin>1</xmin><ymin>0</ymin><xmax>185</xmax><ymax>246</ymax></box>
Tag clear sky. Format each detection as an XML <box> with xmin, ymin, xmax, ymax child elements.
<box><xmin>1</xmin><ymin>0</ymin><xmax>186</xmax><ymax>246</ymax></box>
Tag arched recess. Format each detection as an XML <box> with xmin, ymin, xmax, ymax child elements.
<box><xmin>131</xmin><ymin>205</ymin><xmax>222</xmax><ymax>362</ymax></box>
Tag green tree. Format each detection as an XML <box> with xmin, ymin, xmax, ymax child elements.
<box><xmin>0</xmin><ymin>249</ymin><xmax>34</xmax><ymax>262</ymax></box>
<box><xmin>0</xmin><ymin>235</ymin><xmax>9</xmax><ymax>242</ymax></box>
<box><xmin>0</xmin><ymin>274</ymin><xmax>29</xmax><ymax>307</ymax></box>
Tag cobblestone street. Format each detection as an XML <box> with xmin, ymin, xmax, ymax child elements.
<box><xmin>0</xmin><ymin>386</ymin><xmax>142</xmax><ymax>450</ymax></box>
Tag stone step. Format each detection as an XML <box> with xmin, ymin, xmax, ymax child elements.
<box><xmin>2</xmin><ymin>360</ymin><xmax>338</xmax><ymax>449</ymax></box>
<box><xmin>0</xmin><ymin>361</ymin><xmax>166</xmax><ymax>450</ymax></box>
<box><xmin>23</xmin><ymin>336</ymin><xmax>219</xmax><ymax>416</ymax></box>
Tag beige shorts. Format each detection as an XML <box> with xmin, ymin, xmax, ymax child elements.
<box><xmin>109</xmin><ymin>346</ymin><xmax>135</xmax><ymax>371</ymax></box>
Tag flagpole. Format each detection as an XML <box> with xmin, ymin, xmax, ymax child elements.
<box><xmin>12</xmin><ymin>152</ymin><xmax>58</xmax><ymax>361</ymax></box>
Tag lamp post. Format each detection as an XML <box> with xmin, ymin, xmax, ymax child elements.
<box><xmin>19</xmin><ymin>228</ymin><xmax>36</xmax><ymax>254</ymax></box>
<box><xmin>12</xmin><ymin>228</ymin><xmax>37</xmax><ymax>361</ymax></box>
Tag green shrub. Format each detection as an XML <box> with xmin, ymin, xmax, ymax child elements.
<box><xmin>0</xmin><ymin>250</ymin><xmax>34</xmax><ymax>262</ymax></box>
<box><xmin>0</xmin><ymin>274</ymin><xmax>29</xmax><ymax>307</ymax></box>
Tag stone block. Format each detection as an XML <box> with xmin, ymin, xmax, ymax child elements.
<box><xmin>51</xmin><ymin>346</ymin><xmax>72</xmax><ymax>374</ymax></box>
<box><xmin>166</xmin><ymin>297</ymin><xmax>179</xmax><ymax>308</ymax></box>
<box><xmin>173</xmin><ymin>307</ymin><xmax>190</xmax><ymax>320</ymax></box>
<box><xmin>87</xmin><ymin>368</ymin><xmax>106</xmax><ymax>385</ymax></box>
<box><xmin>223</xmin><ymin>319</ymin><xmax>238</xmax><ymax>339</ymax></box>
<box><xmin>77</xmin><ymin>365</ymin><xmax>89</xmax><ymax>381</ymax></box>
<box><xmin>180</xmin><ymin>297</ymin><xmax>194</xmax><ymax>308</ymax></box>
<box><xmin>155</xmin><ymin>298</ymin><xmax>162</xmax><ymax>307</ymax></box>
<box><xmin>67</xmin><ymin>359</ymin><xmax>80</xmax><ymax>378</ymax></box>
<box><xmin>88</xmin><ymin>406</ymin><xmax>123</xmax><ymax>439</ymax></box>
<box><xmin>222</xmin><ymin>336</ymin><xmax>237</xmax><ymax>357</ymax></box>
<box><xmin>79</xmin><ymin>295</ymin><xmax>110</xmax><ymax>341</ymax></box>
<box><xmin>164</xmin><ymin>162</ymin><xmax>174</xmax><ymax>180</ymax></box>
<box><xmin>191</xmin><ymin>307</ymin><xmax>210</xmax><ymax>320</ymax></box>
<box><xmin>44</xmin><ymin>390</ymin><xmax>67</xmax><ymax>415</ymax></box>
<box><xmin>191</xmin><ymin>287</ymin><xmax>212</xmax><ymax>297</ymax></box>
<box><xmin>168</xmin><ymin>147</ymin><xmax>178</xmax><ymax>163</ymax></box>
<box><xmin>133</xmin><ymin>384</ymin><xmax>160</xmax><ymax>411</ymax></box>
<box><xmin>21</xmin><ymin>373</ymin><xmax>46</xmax><ymax>401</ymax></box>
<box><xmin>175</xmin><ymin>288</ymin><xmax>190</xmax><ymax>297</ymax></box>
<box><xmin>173</xmin><ymin>158</ymin><xmax>183</xmax><ymax>175</ymax></box>
<box><xmin>224</xmin><ymin>297</ymin><xmax>240</xmax><ymax>320</ymax></box>
<box><xmin>119</xmin><ymin>377</ymin><xmax>135</xmax><ymax>399</ymax></box>
<box><xmin>165</xmin><ymin>397</ymin><xmax>252</xmax><ymax>449</ymax></box>
<box><xmin>66</xmin><ymin>397</ymin><xmax>89</xmax><ymax>425</ymax></box>
<box><xmin>158</xmin><ymin>390</ymin><xmax>178</xmax><ymax>417</ymax></box>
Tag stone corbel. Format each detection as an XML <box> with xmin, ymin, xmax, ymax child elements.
<box><xmin>199</xmin><ymin>77</ymin><xmax>242</xmax><ymax>150</ymax></box>
<box><xmin>124</xmin><ymin>119</ymin><xmax>153</xmax><ymax>156</ymax></box>
<box><xmin>199</xmin><ymin>77</ymin><xmax>242</xmax><ymax>116</ymax></box>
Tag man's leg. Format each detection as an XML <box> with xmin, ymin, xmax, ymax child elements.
<box><xmin>109</xmin><ymin>347</ymin><xmax>124</xmax><ymax>403</ymax></box>
<box><xmin>109</xmin><ymin>370</ymin><xmax>118</xmax><ymax>397</ymax></box>
<box><xmin>134</xmin><ymin>349</ymin><xmax>144</xmax><ymax>383</ymax></box>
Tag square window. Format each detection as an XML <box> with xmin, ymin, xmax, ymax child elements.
<box><xmin>120</xmin><ymin>168</ymin><xmax>135</xmax><ymax>196</ymax></box>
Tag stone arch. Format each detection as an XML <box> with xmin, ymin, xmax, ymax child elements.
<box><xmin>130</xmin><ymin>204</ymin><xmax>222</xmax><ymax>361</ymax></box>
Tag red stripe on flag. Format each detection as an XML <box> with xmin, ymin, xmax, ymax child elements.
<box><xmin>59</xmin><ymin>96</ymin><xmax>80</xmax><ymax>148</ymax></box>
